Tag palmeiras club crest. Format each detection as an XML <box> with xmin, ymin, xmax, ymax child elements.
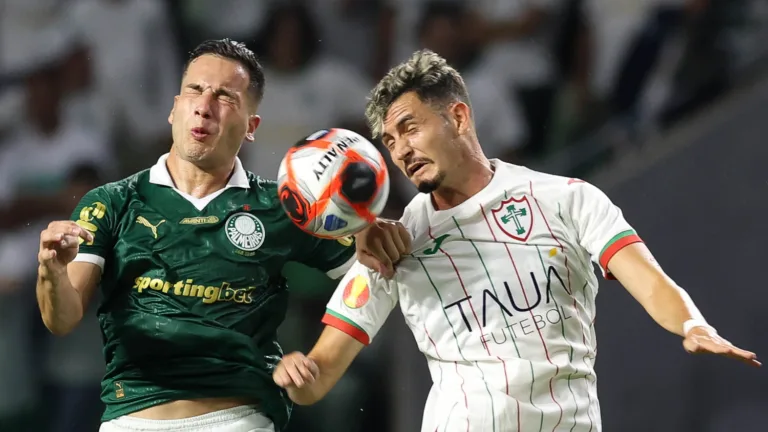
<box><xmin>225</xmin><ymin>212</ymin><xmax>266</xmax><ymax>251</ymax></box>
<box><xmin>491</xmin><ymin>196</ymin><xmax>533</xmax><ymax>242</ymax></box>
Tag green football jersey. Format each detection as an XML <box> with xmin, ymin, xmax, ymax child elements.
<box><xmin>69</xmin><ymin>156</ymin><xmax>355</xmax><ymax>431</ymax></box>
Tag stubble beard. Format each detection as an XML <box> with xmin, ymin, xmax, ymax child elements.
<box><xmin>416</xmin><ymin>170</ymin><xmax>445</xmax><ymax>194</ymax></box>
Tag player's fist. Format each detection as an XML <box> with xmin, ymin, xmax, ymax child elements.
<box><xmin>355</xmin><ymin>219</ymin><xmax>412</xmax><ymax>279</ymax></box>
<box><xmin>273</xmin><ymin>352</ymin><xmax>319</xmax><ymax>389</ymax></box>
<box><xmin>683</xmin><ymin>325</ymin><xmax>761</xmax><ymax>367</ymax></box>
<box><xmin>38</xmin><ymin>221</ymin><xmax>93</xmax><ymax>275</ymax></box>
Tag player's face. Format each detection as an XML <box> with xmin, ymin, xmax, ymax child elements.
<box><xmin>168</xmin><ymin>54</ymin><xmax>260</xmax><ymax>167</ymax></box>
<box><xmin>381</xmin><ymin>92</ymin><xmax>463</xmax><ymax>193</ymax></box>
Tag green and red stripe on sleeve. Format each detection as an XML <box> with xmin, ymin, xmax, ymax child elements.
<box><xmin>599</xmin><ymin>229</ymin><xmax>643</xmax><ymax>280</ymax></box>
<box><xmin>321</xmin><ymin>309</ymin><xmax>370</xmax><ymax>345</ymax></box>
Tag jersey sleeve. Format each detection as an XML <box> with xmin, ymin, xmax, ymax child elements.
<box><xmin>321</xmin><ymin>261</ymin><xmax>398</xmax><ymax>345</ymax></box>
<box><xmin>297</xmin><ymin>234</ymin><xmax>357</xmax><ymax>280</ymax></box>
<box><xmin>70</xmin><ymin>186</ymin><xmax>117</xmax><ymax>271</ymax></box>
<box><xmin>568</xmin><ymin>181</ymin><xmax>643</xmax><ymax>279</ymax></box>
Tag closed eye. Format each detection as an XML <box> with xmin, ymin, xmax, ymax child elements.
<box><xmin>380</xmin><ymin>135</ymin><xmax>395</xmax><ymax>151</ymax></box>
<box><xmin>185</xmin><ymin>84</ymin><xmax>203</xmax><ymax>93</ymax></box>
<box><xmin>215</xmin><ymin>90</ymin><xmax>239</xmax><ymax>103</ymax></box>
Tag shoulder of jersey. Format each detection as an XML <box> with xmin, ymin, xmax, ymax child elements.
<box><xmin>248</xmin><ymin>174</ymin><xmax>282</xmax><ymax>207</ymax></box>
<box><xmin>502</xmin><ymin>163</ymin><xmax>589</xmax><ymax>192</ymax></box>
<box><xmin>93</xmin><ymin>168</ymin><xmax>149</xmax><ymax>201</ymax></box>
<box><xmin>249</xmin><ymin>173</ymin><xmax>277</xmax><ymax>189</ymax></box>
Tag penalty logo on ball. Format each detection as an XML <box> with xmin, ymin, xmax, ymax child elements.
<box><xmin>342</xmin><ymin>275</ymin><xmax>370</xmax><ymax>309</ymax></box>
<box><xmin>225</xmin><ymin>212</ymin><xmax>266</xmax><ymax>252</ymax></box>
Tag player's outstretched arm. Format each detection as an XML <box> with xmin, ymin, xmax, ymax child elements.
<box><xmin>273</xmin><ymin>326</ymin><xmax>365</xmax><ymax>405</ymax></box>
<box><xmin>36</xmin><ymin>221</ymin><xmax>101</xmax><ymax>336</ymax></box>
<box><xmin>608</xmin><ymin>242</ymin><xmax>760</xmax><ymax>367</ymax></box>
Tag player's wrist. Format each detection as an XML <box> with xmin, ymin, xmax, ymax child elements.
<box><xmin>683</xmin><ymin>318</ymin><xmax>716</xmax><ymax>336</ymax></box>
<box><xmin>38</xmin><ymin>263</ymin><xmax>65</xmax><ymax>283</ymax></box>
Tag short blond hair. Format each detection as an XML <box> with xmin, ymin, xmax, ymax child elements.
<box><xmin>365</xmin><ymin>49</ymin><xmax>471</xmax><ymax>139</ymax></box>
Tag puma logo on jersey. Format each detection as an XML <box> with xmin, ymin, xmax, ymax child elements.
<box><xmin>423</xmin><ymin>234</ymin><xmax>449</xmax><ymax>255</ymax></box>
<box><xmin>136</xmin><ymin>216</ymin><xmax>165</xmax><ymax>239</ymax></box>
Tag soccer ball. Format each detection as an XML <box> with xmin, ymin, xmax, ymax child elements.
<box><xmin>277</xmin><ymin>128</ymin><xmax>389</xmax><ymax>239</ymax></box>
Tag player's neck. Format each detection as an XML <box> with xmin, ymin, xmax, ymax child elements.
<box><xmin>431</xmin><ymin>157</ymin><xmax>493</xmax><ymax>211</ymax></box>
<box><xmin>166</xmin><ymin>150</ymin><xmax>235</xmax><ymax>199</ymax></box>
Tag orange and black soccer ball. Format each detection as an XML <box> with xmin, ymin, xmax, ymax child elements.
<box><xmin>277</xmin><ymin>128</ymin><xmax>389</xmax><ymax>238</ymax></box>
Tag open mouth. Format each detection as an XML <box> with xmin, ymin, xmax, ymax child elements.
<box><xmin>407</xmin><ymin>161</ymin><xmax>428</xmax><ymax>176</ymax></box>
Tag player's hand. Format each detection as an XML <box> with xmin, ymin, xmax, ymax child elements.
<box><xmin>273</xmin><ymin>352</ymin><xmax>319</xmax><ymax>389</ymax></box>
<box><xmin>38</xmin><ymin>221</ymin><xmax>93</xmax><ymax>276</ymax></box>
<box><xmin>355</xmin><ymin>219</ymin><xmax>412</xmax><ymax>279</ymax></box>
<box><xmin>683</xmin><ymin>326</ymin><xmax>761</xmax><ymax>367</ymax></box>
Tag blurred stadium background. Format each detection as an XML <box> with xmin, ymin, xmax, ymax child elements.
<box><xmin>1</xmin><ymin>0</ymin><xmax>767</xmax><ymax>431</ymax></box>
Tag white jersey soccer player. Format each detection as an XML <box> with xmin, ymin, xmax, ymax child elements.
<box><xmin>323</xmin><ymin>160</ymin><xmax>632</xmax><ymax>431</ymax></box>
<box><xmin>272</xmin><ymin>49</ymin><xmax>759</xmax><ymax>432</ymax></box>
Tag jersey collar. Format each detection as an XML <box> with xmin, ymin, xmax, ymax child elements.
<box><xmin>149</xmin><ymin>153</ymin><xmax>250</xmax><ymax>189</ymax></box>
<box><xmin>424</xmin><ymin>158</ymin><xmax>507</xmax><ymax>227</ymax></box>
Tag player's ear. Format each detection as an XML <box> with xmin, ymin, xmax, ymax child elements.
<box><xmin>449</xmin><ymin>102</ymin><xmax>471</xmax><ymax>136</ymax></box>
<box><xmin>245</xmin><ymin>115</ymin><xmax>261</xmax><ymax>142</ymax></box>
<box><xmin>168</xmin><ymin>95</ymin><xmax>179</xmax><ymax>125</ymax></box>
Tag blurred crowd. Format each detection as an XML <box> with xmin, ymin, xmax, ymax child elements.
<box><xmin>0</xmin><ymin>0</ymin><xmax>766</xmax><ymax>431</ymax></box>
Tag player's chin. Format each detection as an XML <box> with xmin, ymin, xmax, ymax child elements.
<box><xmin>413</xmin><ymin>170</ymin><xmax>443</xmax><ymax>194</ymax></box>
<box><xmin>415</xmin><ymin>178</ymin><xmax>440</xmax><ymax>194</ymax></box>
<box><xmin>179</xmin><ymin>148</ymin><xmax>213</xmax><ymax>166</ymax></box>
<box><xmin>184</xmin><ymin>138</ymin><xmax>218</xmax><ymax>155</ymax></box>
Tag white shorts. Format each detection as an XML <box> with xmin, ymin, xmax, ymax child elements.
<box><xmin>99</xmin><ymin>405</ymin><xmax>274</xmax><ymax>432</ymax></box>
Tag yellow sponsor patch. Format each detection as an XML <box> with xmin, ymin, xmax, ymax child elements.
<box><xmin>77</xmin><ymin>201</ymin><xmax>106</xmax><ymax>245</ymax></box>
<box><xmin>337</xmin><ymin>236</ymin><xmax>354</xmax><ymax>247</ymax></box>
<box><xmin>132</xmin><ymin>277</ymin><xmax>255</xmax><ymax>305</ymax></box>
<box><xmin>180</xmin><ymin>216</ymin><xmax>220</xmax><ymax>225</ymax></box>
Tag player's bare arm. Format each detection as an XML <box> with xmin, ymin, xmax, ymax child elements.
<box><xmin>273</xmin><ymin>326</ymin><xmax>364</xmax><ymax>405</ymax></box>
<box><xmin>608</xmin><ymin>242</ymin><xmax>760</xmax><ymax>366</ymax></box>
<box><xmin>354</xmin><ymin>219</ymin><xmax>412</xmax><ymax>278</ymax></box>
<box><xmin>36</xmin><ymin>220</ymin><xmax>101</xmax><ymax>335</ymax></box>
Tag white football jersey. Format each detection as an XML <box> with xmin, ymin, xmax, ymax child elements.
<box><xmin>323</xmin><ymin>160</ymin><xmax>642</xmax><ymax>432</ymax></box>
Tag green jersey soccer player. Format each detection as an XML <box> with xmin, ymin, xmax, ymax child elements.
<box><xmin>35</xmin><ymin>39</ymin><xmax>409</xmax><ymax>432</ymax></box>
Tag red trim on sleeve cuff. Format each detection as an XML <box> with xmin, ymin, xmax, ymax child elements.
<box><xmin>600</xmin><ymin>234</ymin><xmax>643</xmax><ymax>280</ymax></box>
<box><xmin>321</xmin><ymin>313</ymin><xmax>370</xmax><ymax>345</ymax></box>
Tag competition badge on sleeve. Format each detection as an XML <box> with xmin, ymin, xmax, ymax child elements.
<box><xmin>342</xmin><ymin>275</ymin><xmax>370</xmax><ymax>309</ymax></box>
